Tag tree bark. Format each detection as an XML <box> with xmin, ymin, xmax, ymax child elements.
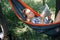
<box><xmin>0</xmin><ymin>0</ymin><xmax>8</xmax><ymax>37</ymax></box>
<box><xmin>43</xmin><ymin>0</ymin><xmax>45</xmax><ymax>5</ymax></box>
<box><xmin>56</xmin><ymin>0</ymin><xmax>60</xmax><ymax>18</ymax></box>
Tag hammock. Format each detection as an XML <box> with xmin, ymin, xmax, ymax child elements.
<box><xmin>9</xmin><ymin>0</ymin><xmax>60</xmax><ymax>36</ymax></box>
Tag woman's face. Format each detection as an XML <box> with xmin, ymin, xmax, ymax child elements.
<box><xmin>25</xmin><ymin>9</ymin><xmax>35</xmax><ymax>19</ymax></box>
<box><xmin>25</xmin><ymin>12</ymin><xmax>35</xmax><ymax>19</ymax></box>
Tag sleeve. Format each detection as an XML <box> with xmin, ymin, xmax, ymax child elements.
<box><xmin>31</xmin><ymin>17</ymin><xmax>41</xmax><ymax>24</ymax></box>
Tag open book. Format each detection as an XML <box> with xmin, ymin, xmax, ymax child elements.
<box><xmin>40</xmin><ymin>4</ymin><xmax>51</xmax><ymax>17</ymax></box>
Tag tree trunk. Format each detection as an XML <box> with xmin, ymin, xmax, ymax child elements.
<box><xmin>0</xmin><ymin>0</ymin><xmax>9</xmax><ymax>40</ymax></box>
<box><xmin>55</xmin><ymin>0</ymin><xmax>60</xmax><ymax>18</ymax></box>
<box><xmin>43</xmin><ymin>0</ymin><xmax>45</xmax><ymax>5</ymax></box>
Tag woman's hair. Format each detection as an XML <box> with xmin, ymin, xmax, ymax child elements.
<box><xmin>22</xmin><ymin>8</ymin><xmax>27</xmax><ymax>18</ymax></box>
<box><xmin>22</xmin><ymin>8</ymin><xmax>26</xmax><ymax>13</ymax></box>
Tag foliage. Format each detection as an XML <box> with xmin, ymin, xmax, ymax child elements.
<box><xmin>1</xmin><ymin>0</ymin><xmax>56</xmax><ymax>40</ymax></box>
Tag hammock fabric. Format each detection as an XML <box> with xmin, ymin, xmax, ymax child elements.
<box><xmin>9</xmin><ymin>0</ymin><xmax>60</xmax><ymax>36</ymax></box>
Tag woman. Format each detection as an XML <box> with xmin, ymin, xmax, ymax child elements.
<box><xmin>23</xmin><ymin>6</ymin><xmax>52</xmax><ymax>24</ymax></box>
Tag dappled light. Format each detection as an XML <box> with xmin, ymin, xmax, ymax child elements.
<box><xmin>1</xmin><ymin>0</ymin><xmax>60</xmax><ymax>40</ymax></box>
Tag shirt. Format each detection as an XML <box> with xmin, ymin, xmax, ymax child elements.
<box><xmin>31</xmin><ymin>17</ymin><xmax>41</xmax><ymax>24</ymax></box>
<box><xmin>31</xmin><ymin>17</ymin><xmax>49</xmax><ymax>24</ymax></box>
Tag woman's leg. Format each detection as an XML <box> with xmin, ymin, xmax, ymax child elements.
<box><xmin>55</xmin><ymin>10</ymin><xmax>60</xmax><ymax>22</ymax></box>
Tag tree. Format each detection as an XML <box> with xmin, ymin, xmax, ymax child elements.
<box><xmin>43</xmin><ymin>0</ymin><xmax>45</xmax><ymax>5</ymax></box>
<box><xmin>56</xmin><ymin>0</ymin><xmax>60</xmax><ymax>17</ymax></box>
<box><xmin>0</xmin><ymin>0</ymin><xmax>9</xmax><ymax>40</ymax></box>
